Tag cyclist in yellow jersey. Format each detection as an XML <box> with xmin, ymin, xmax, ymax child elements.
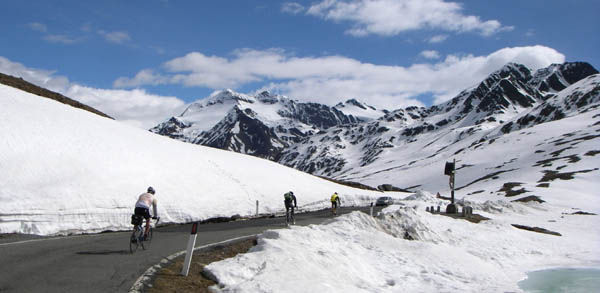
<box><xmin>330</xmin><ymin>192</ymin><xmax>341</xmax><ymax>215</ymax></box>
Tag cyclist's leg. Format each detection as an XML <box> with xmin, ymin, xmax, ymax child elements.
<box><xmin>291</xmin><ymin>207</ymin><xmax>295</xmax><ymax>224</ymax></box>
<box><xmin>142</xmin><ymin>207</ymin><xmax>151</xmax><ymax>236</ymax></box>
<box><xmin>144</xmin><ymin>218</ymin><xmax>151</xmax><ymax>236</ymax></box>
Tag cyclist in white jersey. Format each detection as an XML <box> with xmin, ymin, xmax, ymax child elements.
<box><xmin>134</xmin><ymin>187</ymin><xmax>158</xmax><ymax>238</ymax></box>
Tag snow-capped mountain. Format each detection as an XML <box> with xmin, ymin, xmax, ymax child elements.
<box><xmin>151</xmin><ymin>89</ymin><xmax>366</xmax><ymax>160</ymax></box>
<box><xmin>151</xmin><ymin>62</ymin><xmax>599</xmax><ymax>193</ymax></box>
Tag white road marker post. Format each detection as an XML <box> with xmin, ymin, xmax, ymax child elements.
<box><xmin>370</xmin><ymin>202</ymin><xmax>374</xmax><ymax>217</ymax></box>
<box><xmin>256</xmin><ymin>200</ymin><xmax>259</xmax><ymax>216</ymax></box>
<box><xmin>181</xmin><ymin>222</ymin><xmax>199</xmax><ymax>276</ymax></box>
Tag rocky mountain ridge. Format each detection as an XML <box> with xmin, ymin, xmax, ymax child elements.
<box><xmin>151</xmin><ymin>62</ymin><xmax>599</xmax><ymax>189</ymax></box>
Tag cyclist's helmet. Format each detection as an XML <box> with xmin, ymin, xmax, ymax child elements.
<box><xmin>147</xmin><ymin>186</ymin><xmax>155</xmax><ymax>194</ymax></box>
<box><xmin>289</xmin><ymin>191</ymin><xmax>294</xmax><ymax>195</ymax></box>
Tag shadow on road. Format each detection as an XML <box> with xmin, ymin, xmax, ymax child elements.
<box><xmin>76</xmin><ymin>250</ymin><xmax>130</xmax><ymax>255</ymax></box>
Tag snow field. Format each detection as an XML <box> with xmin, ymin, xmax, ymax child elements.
<box><xmin>205</xmin><ymin>194</ymin><xmax>600</xmax><ymax>292</ymax></box>
<box><xmin>0</xmin><ymin>84</ymin><xmax>388</xmax><ymax>235</ymax></box>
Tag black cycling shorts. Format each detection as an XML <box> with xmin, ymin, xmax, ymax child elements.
<box><xmin>134</xmin><ymin>207</ymin><xmax>151</xmax><ymax>220</ymax></box>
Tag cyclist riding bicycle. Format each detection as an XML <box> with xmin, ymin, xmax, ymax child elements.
<box><xmin>134</xmin><ymin>186</ymin><xmax>158</xmax><ymax>239</ymax></box>
<box><xmin>331</xmin><ymin>192</ymin><xmax>341</xmax><ymax>215</ymax></box>
<box><xmin>284</xmin><ymin>191</ymin><xmax>297</xmax><ymax>224</ymax></box>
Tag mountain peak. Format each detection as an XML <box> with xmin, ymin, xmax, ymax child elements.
<box><xmin>529</xmin><ymin>62</ymin><xmax>599</xmax><ymax>93</ymax></box>
<box><xmin>493</xmin><ymin>62</ymin><xmax>532</xmax><ymax>82</ymax></box>
<box><xmin>206</xmin><ymin>89</ymin><xmax>254</xmax><ymax>104</ymax></box>
<box><xmin>336</xmin><ymin>98</ymin><xmax>377</xmax><ymax>111</ymax></box>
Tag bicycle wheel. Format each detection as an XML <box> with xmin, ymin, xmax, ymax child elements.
<box><xmin>139</xmin><ymin>227</ymin><xmax>146</xmax><ymax>250</ymax></box>
<box><xmin>144</xmin><ymin>226</ymin><xmax>153</xmax><ymax>248</ymax></box>
<box><xmin>129</xmin><ymin>228</ymin><xmax>139</xmax><ymax>253</ymax></box>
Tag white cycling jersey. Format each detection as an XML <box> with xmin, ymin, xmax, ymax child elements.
<box><xmin>135</xmin><ymin>192</ymin><xmax>158</xmax><ymax>216</ymax></box>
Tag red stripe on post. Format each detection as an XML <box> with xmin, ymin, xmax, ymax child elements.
<box><xmin>191</xmin><ymin>222</ymin><xmax>198</xmax><ymax>235</ymax></box>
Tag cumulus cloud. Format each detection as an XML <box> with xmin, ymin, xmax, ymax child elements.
<box><xmin>65</xmin><ymin>86</ymin><xmax>186</xmax><ymax>129</ymax></box>
<box><xmin>281</xmin><ymin>2</ymin><xmax>305</xmax><ymax>14</ymax></box>
<box><xmin>305</xmin><ymin>0</ymin><xmax>513</xmax><ymax>37</ymax></box>
<box><xmin>420</xmin><ymin>50</ymin><xmax>440</xmax><ymax>59</ymax></box>
<box><xmin>115</xmin><ymin>45</ymin><xmax>565</xmax><ymax>109</ymax></box>
<box><xmin>427</xmin><ymin>34</ymin><xmax>449</xmax><ymax>43</ymax></box>
<box><xmin>114</xmin><ymin>69</ymin><xmax>169</xmax><ymax>88</ymax></box>
<box><xmin>98</xmin><ymin>30</ymin><xmax>131</xmax><ymax>44</ymax></box>
<box><xmin>0</xmin><ymin>56</ymin><xmax>185</xmax><ymax>129</ymax></box>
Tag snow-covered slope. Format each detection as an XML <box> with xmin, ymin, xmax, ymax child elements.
<box><xmin>0</xmin><ymin>84</ymin><xmax>385</xmax><ymax>235</ymax></box>
<box><xmin>205</xmin><ymin>199</ymin><xmax>599</xmax><ymax>292</ymax></box>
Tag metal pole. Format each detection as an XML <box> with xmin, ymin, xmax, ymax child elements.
<box><xmin>370</xmin><ymin>202</ymin><xmax>374</xmax><ymax>217</ymax></box>
<box><xmin>181</xmin><ymin>222</ymin><xmax>198</xmax><ymax>276</ymax></box>
<box><xmin>256</xmin><ymin>200</ymin><xmax>259</xmax><ymax>216</ymax></box>
<box><xmin>451</xmin><ymin>158</ymin><xmax>455</xmax><ymax>204</ymax></box>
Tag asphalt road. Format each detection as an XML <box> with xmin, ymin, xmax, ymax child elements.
<box><xmin>0</xmin><ymin>206</ymin><xmax>382</xmax><ymax>292</ymax></box>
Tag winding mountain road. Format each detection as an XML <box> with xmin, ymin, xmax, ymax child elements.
<box><xmin>0</xmin><ymin>206</ymin><xmax>382</xmax><ymax>292</ymax></box>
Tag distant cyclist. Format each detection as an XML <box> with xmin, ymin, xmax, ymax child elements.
<box><xmin>284</xmin><ymin>191</ymin><xmax>297</xmax><ymax>225</ymax></box>
<box><xmin>134</xmin><ymin>187</ymin><xmax>158</xmax><ymax>239</ymax></box>
<box><xmin>331</xmin><ymin>192</ymin><xmax>341</xmax><ymax>215</ymax></box>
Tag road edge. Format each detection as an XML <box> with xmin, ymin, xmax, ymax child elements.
<box><xmin>128</xmin><ymin>234</ymin><xmax>258</xmax><ymax>292</ymax></box>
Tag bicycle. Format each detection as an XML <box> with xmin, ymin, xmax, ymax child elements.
<box><xmin>129</xmin><ymin>215</ymin><xmax>159</xmax><ymax>253</ymax></box>
<box><xmin>285</xmin><ymin>206</ymin><xmax>296</xmax><ymax>226</ymax></box>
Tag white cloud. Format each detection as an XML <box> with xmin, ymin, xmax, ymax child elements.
<box><xmin>420</xmin><ymin>50</ymin><xmax>440</xmax><ymax>59</ymax></box>
<box><xmin>114</xmin><ymin>69</ymin><xmax>169</xmax><ymax>88</ymax></box>
<box><xmin>306</xmin><ymin>0</ymin><xmax>513</xmax><ymax>37</ymax></box>
<box><xmin>98</xmin><ymin>30</ymin><xmax>131</xmax><ymax>44</ymax></box>
<box><xmin>43</xmin><ymin>34</ymin><xmax>78</xmax><ymax>44</ymax></box>
<box><xmin>282</xmin><ymin>2</ymin><xmax>305</xmax><ymax>14</ymax></box>
<box><xmin>427</xmin><ymin>34</ymin><xmax>449</xmax><ymax>43</ymax></box>
<box><xmin>27</xmin><ymin>22</ymin><xmax>47</xmax><ymax>32</ymax></box>
<box><xmin>65</xmin><ymin>86</ymin><xmax>186</xmax><ymax>129</ymax></box>
<box><xmin>115</xmin><ymin>45</ymin><xmax>565</xmax><ymax>109</ymax></box>
<box><xmin>0</xmin><ymin>56</ymin><xmax>185</xmax><ymax>129</ymax></box>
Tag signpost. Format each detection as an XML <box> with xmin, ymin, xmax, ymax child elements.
<box><xmin>444</xmin><ymin>159</ymin><xmax>457</xmax><ymax>214</ymax></box>
<box><xmin>181</xmin><ymin>222</ymin><xmax>199</xmax><ymax>276</ymax></box>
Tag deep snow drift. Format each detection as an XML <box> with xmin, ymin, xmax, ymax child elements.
<box><xmin>205</xmin><ymin>194</ymin><xmax>600</xmax><ymax>292</ymax></box>
<box><xmin>0</xmin><ymin>84</ymin><xmax>386</xmax><ymax>235</ymax></box>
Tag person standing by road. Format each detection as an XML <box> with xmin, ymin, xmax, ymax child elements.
<box><xmin>134</xmin><ymin>187</ymin><xmax>158</xmax><ymax>238</ymax></box>
<box><xmin>284</xmin><ymin>191</ymin><xmax>297</xmax><ymax>225</ymax></box>
<box><xmin>331</xmin><ymin>192</ymin><xmax>341</xmax><ymax>215</ymax></box>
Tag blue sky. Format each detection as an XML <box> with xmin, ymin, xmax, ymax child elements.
<box><xmin>1</xmin><ymin>0</ymin><xmax>598</xmax><ymax>128</ymax></box>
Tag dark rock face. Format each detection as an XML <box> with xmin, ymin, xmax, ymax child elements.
<box><xmin>278</xmin><ymin>102</ymin><xmax>360</xmax><ymax>129</ymax></box>
<box><xmin>529</xmin><ymin>62</ymin><xmax>599</xmax><ymax>93</ymax></box>
<box><xmin>194</xmin><ymin>107</ymin><xmax>287</xmax><ymax>160</ymax></box>
<box><xmin>150</xmin><ymin>117</ymin><xmax>190</xmax><ymax>140</ymax></box>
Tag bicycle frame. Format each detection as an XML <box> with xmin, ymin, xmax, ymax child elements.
<box><xmin>130</xmin><ymin>217</ymin><xmax>159</xmax><ymax>253</ymax></box>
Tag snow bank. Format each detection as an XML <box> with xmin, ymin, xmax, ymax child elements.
<box><xmin>205</xmin><ymin>201</ymin><xmax>600</xmax><ymax>292</ymax></box>
<box><xmin>0</xmin><ymin>85</ymin><xmax>387</xmax><ymax>235</ymax></box>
